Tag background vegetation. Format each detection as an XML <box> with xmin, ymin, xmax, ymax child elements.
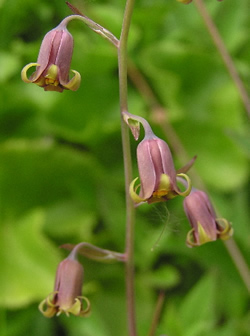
<box><xmin>0</xmin><ymin>0</ymin><xmax>249</xmax><ymax>335</ymax></box>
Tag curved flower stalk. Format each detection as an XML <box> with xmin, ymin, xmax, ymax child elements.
<box><xmin>184</xmin><ymin>188</ymin><xmax>233</xmax><ymax>247</ymax></box>
<box><xmin>21</xmin><ymin>20</ymin><xmax>81</xmax><ymax>92</ymax></box>
<box><xmin>65</xmin><ymin>3</ymin><xmax>119</xmax><ymax>47</ymax></box>
<box><xmin>39</xmin><ymin>251</ymin><xmax>90</xmax><ymax>317</ymax></box>
<box><xmin>128</xmin><ymin>116</ymin><xmax>191</xmax><ymax>205</ymax></box>
<box><xmin>61</xmin><ymin>242</ymin><xmax>126</xmax><ymax>263</ymax></box>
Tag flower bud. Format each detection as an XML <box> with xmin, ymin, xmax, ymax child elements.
<box><xmin>39</xmin><ymin>256</ymin><xmax>90</xmax><ymax>317</ymax></box>
<box><xmin>21</xmin><ymin>22</ymin><xmax>81</xmax><ymax>92</ymax></box>
<box><xmin>130</xmin><ymin>135</ymin><xmax>191</xmax><ymax>204</ymax></box>
<box><xmin>184</xmin><ymin>189</ymin><xmax>233</xmax><ymax>247</ymax></box>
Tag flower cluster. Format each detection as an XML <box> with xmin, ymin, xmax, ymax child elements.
<box><xmin>20</xmin><ymin>6</ymin><xmax>233</xmax><ymax>324</ymax></box>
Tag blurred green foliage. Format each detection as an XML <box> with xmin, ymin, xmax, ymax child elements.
<box><xmin>0</xmin><ymin>0</ymin><xmax>249</xmax><ymax>335</ymax></box>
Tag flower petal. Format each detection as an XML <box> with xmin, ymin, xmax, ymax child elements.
<box><xmin>186</xmin><ymin>228</ymin><xmax>197</xmax><ymax>248</ymax></box>
<box><xmin>137</xmin><ymin>139</ymin><xmax>157</xmax><ymax>199</ymax></box>
<box><xmin>129</xmin><ymin>177</ymin><xmax>146</xmax><ymax>204</ymax></box>
<box><xmin>66</xmin><ymin>297</ymin><xmax>82</xmax><ymax>316</ymax></box>
<box><xmin>79</xmin><ymin>296</ymin><xmax>91</xmax><ymax>317</ymax></box>
<box><xmin>21</xmin><ymin>63</ymin><xmax>40</xmax><ymax>83</ymax></box>
<box><xmin>186</xmin><ymin>221</ymin><xmax>215</xmax><ymax>248</ymax></box>
<box><xmin>176</xmin><ymin>173</ymin><xmax>192</xmax><ymax>197</ymax></box>
<box><xmin>216</xmin><ymin>218</ymin><xmax>233</xmax><ymax>240</ymax></box>
<box><xmin>38</xmin><ymin>298</ymin><xmax>56</xmax><ymax>318</ymax></box>
<box><xmin>62</xmin><ymin>69</ymin><xmax>81</xmax><ymax>91</ymax></box>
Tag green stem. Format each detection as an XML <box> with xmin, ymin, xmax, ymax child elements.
<box><xmin>118</xmin><ymin>0</ymin><xmax>136</xmax><ymax>335</ymax></box>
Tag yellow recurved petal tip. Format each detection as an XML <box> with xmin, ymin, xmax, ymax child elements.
<box><xmin>21</xmin><ymin>63</ymin><xmax>40</xmax><ymax>83</ymax></box>
<box><xmin>38</xmin><ymin>298</ymin><xmax>56</xmax><ymax>318</ymax></box>
<box><xmin>176</xmin><ymin>173</ymin><xmax>192</xmax><ymax>197</ymax></box>
<box><xmin>79</xmin><ymin>296</ymin><xmax>91</xmax><ymax>317</ymax></box>
<box><xmin>186</xmin><ymin>229</ymin><xmax>197</xmax><ymax>248</ymax></box>
<box><xmin>217</xmin><ymin>218</ymin><xmax>234</xmax><ymax>240</ymax></box>
<box><xmin>63</xmin><ymin>70</ymin><xmax>81</xmax><ymax>91</ymax></box>
<box><xmin>129</xmin><ymin>177</ymin><xmax>145</xmax><ymax>204</ymax></box>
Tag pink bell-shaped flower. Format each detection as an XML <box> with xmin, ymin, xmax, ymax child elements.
<box><xmin>21</xmin><ymin>21</ymin><xmax>81</xmax><ymax>92</ymax></box>
<box><xmin>184</xmin><ymin>189</ymin><xmax>233</xmax><ymax>247</ymax></box>
<box><xmin>39</xmin><ymin>255</ymin><xmax>90</xmax><ymax>317</ymax></box>
<box><xmin>130</xmin><ymin>134</ymin><xmax>191</xmax><ymax>205</ymax></box>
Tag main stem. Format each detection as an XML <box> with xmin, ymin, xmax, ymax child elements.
<box><xmin>118</xmin><ymin>0</ymin><xmax>136</xmax><ymax>335</ymax></box>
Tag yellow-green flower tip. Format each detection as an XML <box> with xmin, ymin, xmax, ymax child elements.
<box><xmin>63</xmin><ymin>70</ymin><xmax>81</xmax><ymax>91</ymax></box>
<box><xmin>186</xmin><ymin>222</ymin><xmax>215</xmax><ymax>248</ymax></box>
<box><xmin>21</xmin><ymin>63</ymin><xmax>40</xmax><ymax>83</ymax></box>
<box><xmin>129</xmin><ymin>177</ymin><xmax>145</xmax><ymax>204</ymax></box>
<box><xmin>176</xmin><ymin>173</ymin><xmax>192</xmax><ymax>197</ymax></box>
<box><xmin>217</xmin><ymin>218</ymin><xmax>233</xmax><ymax>241</ymax></box>
<box><xmin>39</xmin><ymin>293</ymin><xmax>57</xmax><ymax>318</ymax></box>
<box><xmin>39</xmin><ymin>292</ymin><xmax>91</xmax><ymax>318</ymax></box>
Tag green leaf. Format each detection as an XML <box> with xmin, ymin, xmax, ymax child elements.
<box><xmin>0</xmin><ymin>209</ymin><xmax>60</xmax><ymax>308</ymax></box>
<box><xmin>0</xmin><ymin>139</ymin><xmax>99</xmax><ymax>216</ymax></box>
<box><xmin>179</xmin><ymin>272</ymin><xmax>217</xmax><ymax>336</ymax></box>
<box><xmin>176</xmin><ymin>123</ymin><xmax>249</xmax><ymax>192</ymax></box>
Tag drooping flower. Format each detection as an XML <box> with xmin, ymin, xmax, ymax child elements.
<box><xmin>39</xmin><ymin>256</ymin><xmax>90</xmax><ymax>317</ymax></box>
<box><xmin>184</xmin><ymin>188</ymin><xmax>233</xmax><ymax>247</ymax></box>
<box><xmin>21</xmin><ymin>21</ymin><xmax>81</xmax><ymax>92</ymax></box>
<box><xmin>130</xmin><ymin>133</ymin><xmax>191</xmax><ymax>205</ymax></box>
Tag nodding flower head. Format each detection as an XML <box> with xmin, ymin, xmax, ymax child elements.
<box><xmin>130</xmin><ymin>135</ymin><xmax>191</xmax><ymax>205</ymax></box>
<box><xmin>184</xmin><ymin>189</ymin><xmax>233</xmax><ymax>247</ymax></box>
<box><xmin>39</xmin><ymin>256</ymin><xmax>90</xmax><ymax>317</ymax></box>
<box><xmin>21</xmin><ymin>22</ymin><xmax>81</xmax><ymax>92</ymax></box>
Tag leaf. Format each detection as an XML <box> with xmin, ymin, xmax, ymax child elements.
<box><xmin>179</xmin><ymin>272</ymin><xmax>217</xmax><ymax>336</ymax></box>
<box><xmin>0</xmin><ymin>209</ymin><xmax>61</xmax><ymax>308</ymax></box>
<box><xmin>0</xmin><ymin>139</ymin><xmax>99</xmax><ymax>217</ymax></box>
<box><xmin>176</xmin><ymin>123</ymin><xmax>249</xmax><ymax>192</ymax></box>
